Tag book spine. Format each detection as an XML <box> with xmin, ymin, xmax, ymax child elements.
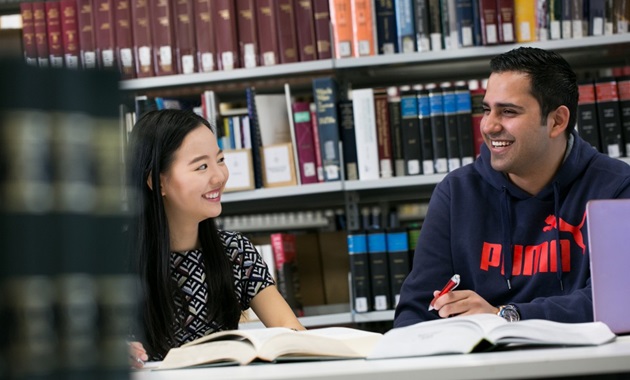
<box><xmin>417</xmin><ymin>87</ymin><xmax>435</xmax><ymax>174</ymax></box>
<box><xmin>386</xmin><ymin>228</ymin><xmax>410</xmax><ymax>308</ymax></box>
<box><xmin>150</xmin><ymin>0</ymin><xmax>177</xmax><ymax>75</ymax></box>
<box><xmin>455</xmin><ymin>0</ymin><xmax>475</xmax><ymax>47</ymax></box>
<box><xmin>613</xmin><ymin>0</ymin><xmax>628</xmax><ymax>34</ymax></box>
<box><xmin>193</xmin><ymin>0</ymin><xmax>216</xmax><ymax>72</ymax></box>
<box><xmin>130</xmin><ymin>0</ymin><xmax>154</xmax><ymax>77</ymax></box>
<box><xmin>350</xmin><ymin>0</ymin><xmax>376</xmax><ymax>57</ymax></box>
<box><xmin>338</xmin><ymin>99</ymin><xmax>359</xmax><ymax>180</ymax></box>
<box><xmin>46</xmin><ymin>0</ymin><xmax>65</xmax><ymax>68</ymax></box>
<box><xmin>292</xmin><ymin>102</ymin><xmax>320</xmax><ymax>184</ymax></box>
<box><xmin>469</xmin><ymin>79</ymin><xmax>485</xmax><ymax>157</ymax></box>
<box><xmin>351</xmin><ymin>88</ymin><xmax>380</xmax><ymax>181</ymax></box>
<box><xmin>213</xmin><ymin>0</ymin><xmax>239</xmax><ymax>70</ymax></box>
<box><xmin>20</xmin><ymin>2</ymin><xmax>39</xmax><ymax>66</ymax></box>
<box><xmin>400</xmin><ymin>90</ymin><xmax>422</xmax><ymax>176</ymax></box>
<box><xmin>33</xmin><ymin>1</ymin><xmax>50</xmax><ymax>67</ymax></box>
<box><xmin>442</xmin><ymin>83</ymin><xmax>461</xmax><ymax>172</ymax></box>
<box><xmin>395</xmin><ymin>0</ymin><xmax>416</xmax><ymax>53</ymax></box>
<box><xmin>514</xmin><ymin>0</ymin><xmax>535</xmax><ymax>41</ymax></box>
<box><xmin>257</xmin><ymin>0</ymin><xmax>280</xmax><ymax>66</ymax></box>
<box><xmin>172</xmin><ymin>0</ymin><xmax>197</xmax><ymax>74</ymax></box>
<box><xmin>59</xmin><ymin>0</ymin><xmax>80</xmax><ymax>69</ymax></box>
<box><xmin>595</xmin><ymin>77</ymin><xmax>624</xmax><ymax>158</ymax></box>
<box><xmin>439</xmin><ymin>0</ymin><xmax>454</xmax><ymax>50</ymax></box>
<box><xmin>549</xmin><ymin>0</ymin><xmax>562</xmax><ymax>39</ymax></box>
<box><xmin>312</xmin><ymin>77</ymin><xmax>342</xmax><ymax>181</ymax></box>
<box><xmin>496</xmin><ymin>0</ymin><xmax>515</xmax><ymax>43</ymax></box>
<box><xmin>617</xmin><ymin>75</ymin><xmax>630</xmax><ymax>155</ymax></box>
<box><xmin>77</xmin><ymin>0</ymin><xmax>97</xmax><ymax>69</ymax></box>
<box><xmin>329</xmin><ymin>0</ymin><xmax>353</xmax><ymax>58</ymax></box>
<box><xmin>374</xmin><ymin>0</ymin><xmax>399</xmax><ymax>54</ymax></box>
<box><xmin>294</xmin><ymin>0</ymin><xmax>318</xmax><ymax>62</ymax></box>
<box><xmin>414</xmin><ymin>0</ymin><xmax>431</xmax><ymax>52</ymax></box>
<box><xmin>312</xmin><ymin>0</ymin><xmax>332</xmax><ymax>59</ymax></box>
<box><xmin>114</xmin><ymin>0</ymin><xmax>135</xmax><ymax>78</ymax></box>
<box><xmin>276</xmin><ymin>0</ymin><xmax>300</xmax><ymax>64</ymax></box>
<box><xmin>236</xmin><ymin>0</ymin><xmax>258</xmax><ymax>69</ymax></box>
<box><xmin>347</xmin><ymin>231</ymin><xmax>372</xmax><ymax>312</ymax></box>
<box><xmin>374</xmin><ymin>89</ymin><xmax>393</xmax><ymax>179</ymax></box>
<box><xmin>270</xmin><ymin>233</ymin><xmax>304</xmax><ymax>316</ymax></box>
<box><xmin>570</xmin><ymin>0</ymin><xmax>583</xmax><ymax>39</ymax></box>
<box><xmin>367</xmin><ymin>229</ymin><xmax>390</xmax><ymax>311</ymax></box>
<box><xmin>455</xmin><ymin>82</ymin><xmax>474</xmax><ymax>166</ymax></box>
<box><xmin>588</xmin><ymin>0</ymin><xmax>605</xmax><ymax>36</ymax></box>
<box><xmin>387</xmin><ymin>86</ymin><xmax>405</xmax><ymax>177</ymax></box>
<box><xmin>478</xmin><ymin>0</ymin><xmax>498</xmax><ymax>45</ymax></box>
<box><xmin>536</xmin><ymin>0</ymin><xmax>549</xmax><ymax>41</ymax></box>
<box><xmin>245</xmin><ymin>87</ymin><xmax>264</xmax><ymax>188</ymax></box>
<box><xmin>94</xmin><ymin>0</ymin><xmax>116</xmax><ymax>69</ymax></box>
<box><xmin>577</xmin><ymin>80</ymin><xmax>601</xmax><ymax>152</ymax></box>
<box><xmin>428</xmin><ymin>85</ymin><xmax>448</xmax><ymax>173</ymax></box>
<box><xmin>561</xmin><ymin>0</ymin><xmax>572</xmax><ymax>38</ymax></box>
<box><xmin>310</xmin><ymin>102</ymin><xmax>325</xmax><ymax>181</ymax></box>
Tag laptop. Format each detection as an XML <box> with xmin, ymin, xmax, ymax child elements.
<box><xmin>586</xmin><ymin>198</ymin><xmax>630</xmax><ymax>335</ymax></box>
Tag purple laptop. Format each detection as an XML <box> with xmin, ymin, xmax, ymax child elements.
<box><xmin>586</xmin><ymin>199</ymin><xmax>630</xmax><ymax>335</ymax></box>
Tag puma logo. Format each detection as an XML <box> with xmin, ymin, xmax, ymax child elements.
<box><xmin>542</xmin><ymin>212</ymin><xmax>587</xmax><ymax>254</ymax></box>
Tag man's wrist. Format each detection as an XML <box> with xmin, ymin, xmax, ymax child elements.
<box><xmin>497</xmin><ymin>304</ymin><xmax>520</xmax><ymax>322</ymax></box>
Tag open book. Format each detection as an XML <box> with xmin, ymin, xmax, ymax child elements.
<box><xmin>158</xmin><ymin>327</ymin><xmax>383</xmax><ymax>369</ymax></box>
<box><xmin>367</xmin><ymin>314</ymin><xmax>616</xmax><ymax>360</ymax></box>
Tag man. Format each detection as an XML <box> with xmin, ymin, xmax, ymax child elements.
<box><xmin>394</xmin><ymin>47</ymin><xmax>630</xmax><ymax>327</ymax></box>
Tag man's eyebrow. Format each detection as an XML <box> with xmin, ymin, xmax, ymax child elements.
<box><xmin>482</xmin><ymin>101</ymin><xmax>525</xmax><ymax>110</ymax></box>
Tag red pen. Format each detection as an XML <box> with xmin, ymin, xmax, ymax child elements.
<box><xmin>428</xmin><ymin>274</ymin><xmax>460</xmax><ymax>311</ymax></box>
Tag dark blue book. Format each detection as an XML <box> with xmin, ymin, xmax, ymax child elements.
<box><xmin>417</xmin><ymin>87</ymin><xmax>435</xmax><ymax>174</ymax></box>
<box><xmin>367</xmin><ymin>229</ymin><xmax>391</xmax><ymax>311</ymax></box>
<box><xmin>386</xmin><ymin>228</ymin><xmax>410</xmax><ymax>308</ymax></box>
<box><xmin>347</xmin><ymin>230</ymin><xmax>372</xmax><ymax>312</ymax></box>
<box><xmin>312</xmin><ymin>77</ymin><xmax>342</xmax><ymax>182</ymax></box>
<box><xmin>442</xmin><ymin>83</ymin><xmax>461</xmax><ymax>172</ymax></box>
<box><xmin>470</xmin><ymin>0</ymin><xmax>482</xmax><ymax>46</ymax></box>
<box><xmin>400</xmin><ymin>88</ymin><xmax>422</xmax><ymax>175</ymax></box>
<box><xmin>561</xmin><ymin>0</ymin><xmax>572</xmax><ymax>38</ymax></box>
<box><xmin>245</xmin><ymin>87</ymin><xmax>264</xmax><ymax>188</ymax></box>
<box><xmin>414</xmin><ymin>0</ymin><xmax>431</xmax><ymax>51</ymax></box>
<box><xmin>338</xmin><ymin>99</ymin><xmax>358</xmax><ymax>180</ymax></box>
<box><xmin>428</xmin><ymin>85</ymin><xmax>448</xmax><ymax>173</ymax></box>
<box><xmin>455</xmin><ymin>0</ymin><xmax>475</xmax><ymax>47</ymax></box>
<box><xmin>588</xmin><ymin>0</ymin><xmax>605</xmax><ymax>36</ymax></box>
<box><xmin>375</xmin><ymin>0</ymin><xmax>399</xmax><ymax>54</ymax></box>
<box><xmin>387</xmin><ymin>86</ymin><xmax>405</xmax><ymax>176</ymax></box>
<box><xmin>395</xmin><ymin>0</ymin><xmax>416</xmax><ymax>53</ymax></box>
<box><xmin>455</xmin><ymin>81</ymin><xmax>475</xmax><ymax>166</ymax></box>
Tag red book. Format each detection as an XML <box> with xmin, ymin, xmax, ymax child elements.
<box><xmin>293</xmin><ymin>0</ymin><xmax>317</xmax><ymax>62</ymax></box>
<box><xmin>192</xmin><ymin>0</ymin><xmax>215</xmax><ymax>72</ymax></box>
<box><xmin>374</xmin><ymin>89</ymin><xmax>393</xmax><ymax>178</ymax></box>
<box><xmin>310</xmin><ymin>102</ymin><xmax>324</xmax><ymax>181</ymax></box>
<box><xmin>212</xmin><ymin>0</ymin><xmax>239</xmax><ymax>70</ymax></box>
<box><xmin>256</xmin><ymin>0</ymin><xmax>279</xmax><ymax>66</ymax></box>
<box><xmin>496</xmin><ymin>0</ymin><xmax>515</xmax><ymax>43</ymax></box>
<box><xmin>33</xmin><ymin>1</ymin><xmax>50</xmax><ymax>67</ymax></box>
<box><xmin>77</xmin><ymin>0</ymin><xmax>97</xmax><ymax>69</ymax></box>
<box><xmin>270</xmin><ymin>233</ymin><xmax>304</xmax><ymax>317</ymax></box>
<box><xmin>478</xmin><ymin>0</ymin><xmax>499</xmax><ymax>45</ymax></box>
<box><xmin>114</xmin><ymin>0</ymin><xmax>135</xmax><ymax>78</ymax></box>
<box><xmin>45</xmin><ymin>0</ymin><xmax>65</xmax><ymax>67</ymax></box>
<box><xmin>172</xmin><ymin>0</ymin><xmax>197</xmax><ymax>74</ymax></box>
<box><xmin>150</xmin><ymin>0</ymin><xmax>177</xmax><ymax>75</ymax></box>
<box><xmin>20</xmin><ymin>2</ymin><xmax>38</xmax><ymax>66</ymax></box>
<box><xmin>93</xmin><ymin>0</ymin><xmax>116</xmax><ymax>69</ymax></box>
<box><xmin>469</xmin><ymin>79</ymin><xmax>485</xmax><ymax>158</ymax></box>
<box><xmin>60</xmin><ymin>0</ymin><xmax>80</xmax><ymax>69</ymax></box>
<box><xmin>236</xmin><ymin>0</ymin><xmax>258</xmax><ymax>68</ymax></box>
<box><xmin>312</xmin><ymin>0</ymin><xmax>331</xmax><ymax>59</ymax></box>
<box><xmin>276</xmin><ymin>0</ymin><xmax>299</xmax><ymax>64</ymax></box>
<box><xmin>131</xmin><ymin>0</ymin><xmax>154</xmax><ymax>77</ymax></box>
<box><xmin>292</xmin><ymin>101</ymin><xmax>319</xmax><ymax>184</ymax></box>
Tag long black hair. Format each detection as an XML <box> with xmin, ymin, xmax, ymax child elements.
<box><xmin>127</xmin><ymin>109</ymin><xmax>240</xmax><ymax>358</ymax></box>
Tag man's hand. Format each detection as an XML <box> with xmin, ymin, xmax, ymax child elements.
<box><xmin>431</xmin><ymin>290</ymin><xmax>500</xmax><ymax>318</ymax></box>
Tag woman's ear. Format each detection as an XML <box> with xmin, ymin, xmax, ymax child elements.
<box><xmin>146</xmin><ymin>171</ymin><xmax>154</xmax><ymax>191</ymax></box>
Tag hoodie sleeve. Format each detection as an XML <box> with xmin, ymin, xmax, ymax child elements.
<box><xmin>513</xmin><ymin>279</ymin><xmax>593</xmax><ymax>323</ymax></box>
<box><xmin>394</xmin><ymin>181</ymin><xmax>455</xmax><ymax>328</ymax></box>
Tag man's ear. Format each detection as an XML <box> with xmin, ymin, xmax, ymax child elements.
<box><xmin>549</xmin><ymin>105</ymin><xmax>570</xmax><ymax>138</ymax></box>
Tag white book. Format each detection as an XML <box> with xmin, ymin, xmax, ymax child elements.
<box><xmin>351</xmin><ymin>88</ymin><xmax>380</xmax><ymax>181</ymax></box>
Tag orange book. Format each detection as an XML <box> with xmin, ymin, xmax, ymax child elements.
<box><xmin>350</xmin><ymin>0</ymin><xmax>375</xmax><ymax>57</ymax></box>
<box><xmin>328</xmin><ymin>0</ymin><xmax>353</xmax><ymax>58</ymax></box>
<box><xmin>513</xmin><ymin>0</ymin><xmax>536</xmax><ymax>42</ymax></box>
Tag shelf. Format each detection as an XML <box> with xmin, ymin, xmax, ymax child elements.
<box><xmin>343</xmin><ymin>173</ymin><xmax>447</xmax><ymax>191</ymax></box>
<box><xmin>222</xmin><ymin>181</ymin><xmax>344</xmax><ymax>203</ymax></box>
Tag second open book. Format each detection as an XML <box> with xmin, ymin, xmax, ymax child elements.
<box><xmin>158</xmin><ymin>314</ymin><xmax>615</xmax><ymax>369</ymax></box>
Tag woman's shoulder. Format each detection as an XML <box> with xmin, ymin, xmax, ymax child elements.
<box><xmin>218</xmin><ymin>229</ymin><xmax>253</xmax><ymax>250</ymax></box>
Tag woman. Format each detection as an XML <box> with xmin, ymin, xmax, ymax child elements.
<box><xmin>127</xmin><ymin>109</ymin><xmax>304</xmax><ymax>365</ymax></box>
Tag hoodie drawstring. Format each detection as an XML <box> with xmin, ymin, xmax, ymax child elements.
<box><xmin>553</xmin><ymin>182</ymin><xmax>564</xmax><ymax>291</ymax></box>
<box><xmin>500</xmin><ymin>187</ymin><xmax>513</xmax><ymax>290</ymax></box>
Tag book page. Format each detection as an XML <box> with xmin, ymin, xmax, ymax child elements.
<box><xmin>488</xmin><ymin>320</ymin><xmax>616</xmax><ymax>346</ymax></box>
<box><xmin>159</xmin><ymin>340</ymin><xmax>257</xmax><ymax>369</ymax></box>
<box><xmin>181</xmin><ymin>327</ymin><xmax>295</xmax><ymax>350</ymax></box>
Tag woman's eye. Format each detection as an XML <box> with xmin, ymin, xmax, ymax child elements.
<box><xmin>197</xmin><ymin>164</ymin><xmax>208</xmax><ymax>170</ymax></box>
<box><xmin>218</xmin><ymin>157</ymin><xmax>225</xmax><ymax>164</ymax></box>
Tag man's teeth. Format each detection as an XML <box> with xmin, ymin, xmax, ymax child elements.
<box><xmin>492</xmin><ymin>141</ymin><xmax>513</xmax><ymax>147</ymax></box>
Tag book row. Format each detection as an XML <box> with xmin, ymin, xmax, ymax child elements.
<box><xmin>18</xmin><ymin>0</ymin><xmax>630</xmax><ymax>78</ymax></box>
<box><xmin>127</xmin><ymin>67</ymin><xmax>630</xmax><ymax>194</ymax></box>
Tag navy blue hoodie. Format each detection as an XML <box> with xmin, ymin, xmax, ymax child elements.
<box><xmin>394</xmin><ymin>131</ymin><xmax>630</xmax><ymax>327</ymax></box>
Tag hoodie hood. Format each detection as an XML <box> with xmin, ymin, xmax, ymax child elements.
<box><xmin>473</xmin><ymin>131</ymin><xmax>597</xmax><ymax>290</ymax></box>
